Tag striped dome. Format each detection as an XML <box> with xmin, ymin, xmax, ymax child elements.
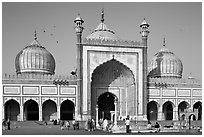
<box><xmin>86</xmin><ymin>22</ymin><xmax>120</xmax><ymax>41</ymax></box>
<box><xmin>86</xmin><ymin>9</ymin><xmax>120</xmax><ymax>41</ymax></box>
<box><xmin>15</xmin><ymin>36</ymin><xmax>55</xmax><ymax>75</ymax></box>
<box><xmin>148</xmin><ymin>42</ymin><xmax>183</xmax><ymax>78</ymax></box>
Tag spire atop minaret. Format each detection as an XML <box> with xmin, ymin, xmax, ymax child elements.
<box><xmin>34</xmin><ymin>30</ymin><xmax>37</xmax><ymax>40</ymax></box>
<box><xmin>163</xmin><ymin>37</ymin><xmax>166</xmax><ymax>47</ymax></box>
<box><xmin>101</xmin><ymin>8</ymin><xmax>104</xmax><ymax>23</ymax></box>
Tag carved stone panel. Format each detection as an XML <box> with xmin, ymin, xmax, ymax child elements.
<box><xmin>60</xmin><ymin>87</ymin><xmax>76</xmax><ymax>95</ymax></box>
<box><xmin>23</xmin><ymin>86</ymin><xmax>39</xmax><ymax>95</ymax></box>
<box><xmin>3</xmin><ymin>86</ymin><xmax>20</xmax><ymax>95</ymax></box>
<box><xmin>162</xmin><ymin>89</ymin><xmax>176</xmax><ymax>97</ymax></box>
<box><xmin>192</xmin><ymin>89</ymin><xmax>202</xmax><ymax>97</ymax></box>
<box><xmin>178</xmin><ymin>89</ymin><xmax>191</xmax><ymax>97</ymax></box>
<box><xmin>42</xmin><ymin>86</ymin><xmax>57</xmax><ymax>95</ymax></box>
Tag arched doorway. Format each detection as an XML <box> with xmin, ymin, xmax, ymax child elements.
<box><xmin>42</xmin><ymin>100</ymin><xmax>57</xmax><ymax>121</ymax></box>
<box><xmin>4</xmin><ymin>99</ymin><xmax>20</xmax><ymax>121</ymax></box>
<box><xmin>193</xmin><ymin>101</ymin><xmax>202</xmax><ymax>120</ymax></box>
<box><xmin>98</xmin><ymin>92</ymin><xmax>115</xmax><ymax>120</ymax></box>
<box><xmin>178</xmin><ymin>101</ymin><xmax>189</xmax><ymax>120</ymax></box>
<box><xmin>24</xmin><ymin>100</ymin><xmax>39</xmax><ymax>120</ymax></box>
<box><xmin>163</xmin><ymin>101</ymin><xmax>173</xmax><ymax>120</ymax></box>
<box><xmin>60</xmin><ymin>100</ymin><xmax>75</xmax><ymax>120</ymax></box>
<box><xmin>147</xmin><ymin>101</ymin><xmax>158</xmax><ymax>121</ymax></box>
<box><xmin>91</xmin><ymin>59</ymin><xmax>135</xmax><ymax>119</ymax></box>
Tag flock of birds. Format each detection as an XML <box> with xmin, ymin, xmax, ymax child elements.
<box><xmin>38</xmin><ymin>25</ymin><xmax>59</xmax><ymax>44</ymax></box>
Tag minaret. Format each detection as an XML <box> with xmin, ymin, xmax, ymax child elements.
<box><xmin>140</xmin><ymin>18</ymin><xmax>150</xmax><ymax>120</ymax></box>
<box><xmin>74</xmin><ymin>13</ymin><xmax>84</xmax><ymax>119</ymax></box>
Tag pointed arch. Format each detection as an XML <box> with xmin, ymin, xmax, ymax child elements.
<box><xmin>42</xmin><ymin>99</ymin><xmax>57</xmax><ymax>121</ymax></box>
<box><xmin>178</xmin><ymin>101</ymin><xmax>190</xmax><ymax>120</ymax></box>
<box><xmin>97</xmin><ymin>92</ymin><xmax>116</xmax><ymax>120</ymax></box>
<box><xmin>24</xmin><ymin>99</ymin><xmax>39</xmax><ymax>120</ymax></box>
<box><xmin>147</xmin><ymin>101</ymin><xmax>158</xmax><ymax>121</ymax></box>
<box><xmin>4</xmin><ymin>99</ymin><xmax>20</xmax><ymax>121</ymax></box>
<box><xmin>60</xmin><ymin>99</ymin><xmax>75</xmax><ymax>120</ymax></box>
<box><xmin>193</xmin><ymin>101</ymin><xmax>202</xmax><ymax>120</ymax></box>
<box><xmin>91</xmin><ymin>58</ymin><xmax>136</xmax><ymax>119</ymax></box>
<box><xmin>163</xmin><ymin>101</ymin><xmax>174</xmax><ymax>120</ymax></box>
<box><xmin>91</xmin><ymin>58</ymin><xmax>135</xmax><ymax>86</ymax></box>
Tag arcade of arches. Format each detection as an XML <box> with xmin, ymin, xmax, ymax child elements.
<box><xmin>91</xmin><ymin>59</ymin><xmax>136</xmax><ymax>120</ymax></box>
<box><xmin>147</xmin><ymin>101</ymin><xmax>202</xmax><ymax>121</ymax></box>
<box><xmin>4</xmin><ymin>99</ymin><xmax>75</xmax><ymax>121</ymax></box>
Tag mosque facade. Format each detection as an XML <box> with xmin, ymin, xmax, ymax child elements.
<box><xmin>2</xmin><ymin>11</ymin><xmax>202</xmax><ymax>122</ymax></box>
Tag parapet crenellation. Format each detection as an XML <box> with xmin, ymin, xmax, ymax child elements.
<box><xmin>148</xmin><ymin>77</ymin><xmax>202</xmax><ymax>87</ymax></box>
<box><xmin>2</xmin><ymin>73</ymin><xmax>77</xmax><ymax>81</ymax></box>
<box><xmin>82</xmin><ymin>38</ymin><xmax>143</xmax><ymax>47</ymax></box>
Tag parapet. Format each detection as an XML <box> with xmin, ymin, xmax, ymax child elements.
<box><xmin>82</xmin><ymin>38</ymin><xmax>143</xmax><ymax>47</ymax></box>
<box><xmin>2</xmin><ymin>73</ymin><xmax>77</xmax><ymax>83</ymax></box>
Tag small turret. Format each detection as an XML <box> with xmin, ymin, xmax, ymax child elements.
<box><xmin>74</xmin><ymin>13</ymin><xmax>84</xmax><ymax>43</ymax></box>
<box><xmin>140</xmin><ymin>18</ymin><xmax>150</xmax><ymax>38</ymax></box>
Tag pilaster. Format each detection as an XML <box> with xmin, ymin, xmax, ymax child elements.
<box><xmin>39</xmin><ymin>105</ymin><xmax>42</xmax><ymax>121</ymax></box>
<box><xmin>2</xmin><ymin>105</ymin><xmax>5</xmax><ymax>120</ymax></box>
<box><xmin>157</xmin><ymin>105</ymin><xmax>163</xmax><ymax>120</ymax></box>
<box><xmin>57</xmin><ymin>105</ymin><xmax>60</xmax><ymax>120</ymax></box>
<box><xmin>20</xmin><ymin>105</ymin><xmax>24</xmax><ymax>121</ymax></box>
<box><xmin>173</xmin><ymin>106</ymin><xmax>178</xmax><ymax>120</ymax></box>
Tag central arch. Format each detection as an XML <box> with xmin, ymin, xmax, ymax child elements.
<box><xmin>91</xmin><ymin>58</ymin><xmax>135</xmax><ymax>119</ymax></box>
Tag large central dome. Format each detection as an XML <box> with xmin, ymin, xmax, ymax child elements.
<box><xmin>15</xmin><ymin>32</ymin><xmax>55</xmax><ymax>75</ymax></box>
<box><xmin>148</xmin><ymin>38</ymin><xmax>183</xmax><ymax>78</ymax></box>
<box><xmin>86</xmin><ymin>9</ymin><xmax>120</xmax><ymax>41</ymax></box>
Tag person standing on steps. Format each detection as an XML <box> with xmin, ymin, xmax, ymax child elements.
<box><xmin>125</xmin><ymin>116</ymin><xmax>130</xmax><ymax>133</ymax></box>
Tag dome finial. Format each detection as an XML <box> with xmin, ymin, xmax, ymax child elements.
<box><xmin>163</xmin><ymin>37</ymin><xmax>166</xmax><ymax>47</ymax></box>
<box><xmin>101</xmin><ymin>7</ymin><xmax>104</xmax><ymax>23</ymax></box>
<box><xmin>34</xmin><ymin>30</ymin><xmax>37</xmax><ymax>40</ymax></box>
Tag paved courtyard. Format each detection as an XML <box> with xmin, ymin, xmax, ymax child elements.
<box><xmin>2</xmin><ymin>124</ymin><xmax>202</xmax><ymax>135</ymax></box>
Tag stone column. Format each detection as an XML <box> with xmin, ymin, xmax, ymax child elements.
<box><xmin>173</xmin><ymin>106</ymin><xmax>178</xmax><ymax>121</ymax></box>
<box><xmin>157</xmin><ymin>105</ymin><xmax>163</xmax><ymax>120</ymax></box>
<box><xmin>126</xmin><ymin>88</ymin><xmax>128</xmax><ymax>116</ymax></box>
<box><xmin>114</xmin><ymin>100</ymin><xmax>117</xmax><ymax>125</ymax></box>
<box><xmin>39</xmin><ymin>105</ymin><xmax>42</xmax><ymax>121</ymax></box>
<box><xmin>57</xmin><ymin>105</ymin><xmax>60</xmax><ymax>120</ymax></box>
<box><xmin>20</xmin><ymin>105</ymin><xmax>24</xmax><ymax>121</ymax></box>
<box><xmin>2</xmin><ymin>105</ymin><xmax>5</xmax><ymax>120</ymax></box>
<box><xmin>95</xmin><ymin>105</ymin><xmax>100</xmax><ymax>128</ymax></box>
<box><xmin>111</xmin><ymin>97</ymin><xmax>120</xmax><ymax>131</ymax></box>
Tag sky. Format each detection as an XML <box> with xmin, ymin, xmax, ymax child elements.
<box><xmin>2</xmin><ymin>2</ymin><xmax>202</xmax><ymax>80</ymax></box>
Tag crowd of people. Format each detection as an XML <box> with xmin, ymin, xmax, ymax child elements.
<box><xmin>146</xmin><ymin>121</ymin><xmax>161</xmax><ymax>132</ymax></box>
<box><xmin>3</xmin><ymin>117</ymin><xmax>162</xmax><ymax>133</ymax></box>
<box><xmin>59</xmin><ymin>119</ymin><xmax>79</xmax><ymax>130</ymax></box>
<box><xmin>85</xmin><ymin>119</ymin><xmax>95</xmax><ymax>131</ymax></box>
